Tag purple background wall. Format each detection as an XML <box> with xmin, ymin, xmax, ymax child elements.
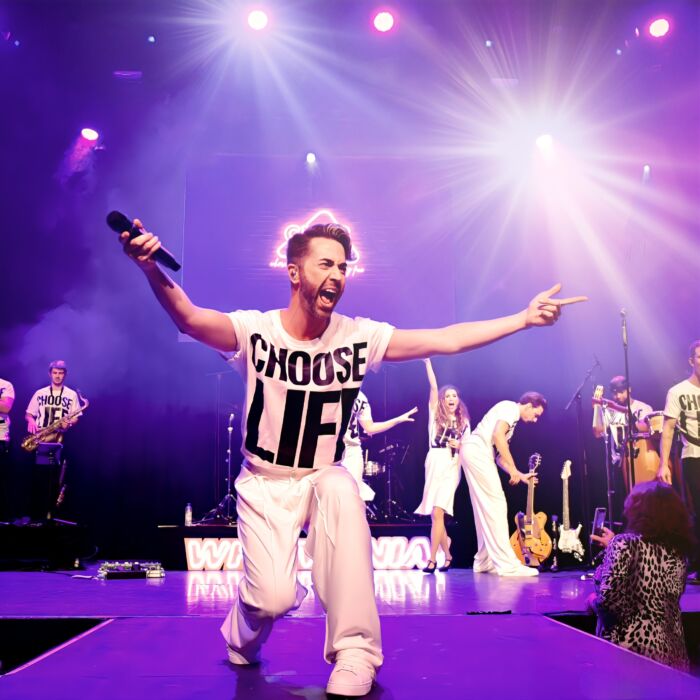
<box><xmin>0</xmin><ymin>0</ymin><xmax>698</xmax><ymax>560</ymax></box>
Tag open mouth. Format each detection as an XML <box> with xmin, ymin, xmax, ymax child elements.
<box><xmin>319</xmin><ymin>288</ymin><xmax>338</xmax><ymax>305</ymax></box>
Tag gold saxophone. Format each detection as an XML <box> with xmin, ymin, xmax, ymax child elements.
<box><xmin>21</xmin><ymin>392</ymin><xmax>89</xmax><ymax>452</ymax></box>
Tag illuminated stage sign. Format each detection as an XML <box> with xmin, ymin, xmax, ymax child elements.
<box><xmin>269</xmin><ymin>209</ymin><xmax>364</xmax><ymax>277</ymax></box>
<box><xmin>185</xmin><ymin>536</ymin><xmax>437</xmax><ymax>571</ymax></box>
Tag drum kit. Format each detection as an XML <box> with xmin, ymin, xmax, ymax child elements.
<box><xmin>362</xmin><ymin>440</ymin><xmax>415</xmax><ymax>522</ymax></box>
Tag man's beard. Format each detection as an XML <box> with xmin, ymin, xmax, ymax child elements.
<box><xmin>300</xmin><ymin>278</ymin><xmax>338</xmax><ymax>319</ymax></box>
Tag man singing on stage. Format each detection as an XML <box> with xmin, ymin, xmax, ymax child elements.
<box><xmin>117</xmin><ymin>217</ymin><xmax>585</xmax><ymax>696</ymax></box>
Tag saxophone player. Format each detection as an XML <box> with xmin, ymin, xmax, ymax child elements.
<box><xmin>24</xmin><ymin>361</ymin><xmax>82</xmax><ymax>520</ymax></box>
<box><xmin>25</xmin><ymin>360</ymin><xmax>81</xmax><ymax>441</ymax></box>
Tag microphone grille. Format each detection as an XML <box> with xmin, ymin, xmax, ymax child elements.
<box><xmin>106</xmin><ymin>210</ymin><xmax>132</xmax><ymax>233</ymax></box>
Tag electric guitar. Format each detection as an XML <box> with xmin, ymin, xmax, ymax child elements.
<box><xmin>557</xmin><ymin>460</ymin><xmax>584</xmax><ymax>561</ymax></box>
<box><xmin>509</xmin><ymin>453</ymin><xmax>553</xmax><ymax>567</ymax></box>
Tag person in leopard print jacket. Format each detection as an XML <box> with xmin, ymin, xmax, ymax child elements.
<box><xmin>589</xmin><ymin>480</ymin><xmax>695</xmax><ymax>671</ymax></box>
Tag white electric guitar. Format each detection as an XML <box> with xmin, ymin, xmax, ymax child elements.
<box><xmin>557</xmin><ymin>460</ymin><xmax>584</xmax><ymax>562</ymax></box>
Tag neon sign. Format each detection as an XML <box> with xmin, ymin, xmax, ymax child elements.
<box><xmin>184</xmin><ymin>536</ymin><xmax>442</xmax><ymax>571</ymax></box>
<box><xmin>185</xmin><ymin>569</ymin><xmax>446</xmax><ymax>606</ymax></box>
<box><xmin>269</xmin><ymin>209</ymin><xmax>364</xmax><ymax>277</ymax></box>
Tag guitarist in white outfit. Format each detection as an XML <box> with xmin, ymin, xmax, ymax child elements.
<box><xmin>461</xmin><ymin>393</ymin><xmax>548</xmax><ymax>577</ymax></box>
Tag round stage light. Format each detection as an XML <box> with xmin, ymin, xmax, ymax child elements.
<box><xmin>147</xmin><ymin>35</ymin><xmax>156</xmax><ymax>44</ymax></box>
<box><xmin>80</xmin><ymin>128</ymin><xmax>99</xmax><ymax>142</ymax></box>
<box><xmin>535</xmin><ymin>134</ymin><xmax>554</xmax><ymax>152</ymax></box>
<box><xmin>248</xmin><ymin>9</ymin><xmax>269</xmax><ymax>31</ymax></box>
<box><xmin>648</xmin><ymin>18</ymin><xmax>670</xmax><ymax>38</ymax></box>
<box><xmin>306</xmin><ymin>152</ymin><xmax>317</xmax><ymax>165</ymax></box>
<box><xmin>373</xmin><ymin>11</ymin><xmax>395</xmax><ymax>33</ymax></box>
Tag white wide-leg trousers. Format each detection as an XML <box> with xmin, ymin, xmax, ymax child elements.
<box><xmin>461</xmin><ymin>442</ymin><xmax>523</xmax><ymax>574</ymax></box>
<box><xmin>220</xmin><ymin>464</ymin><xmax>383</xmax><ymax>669</ymax></box>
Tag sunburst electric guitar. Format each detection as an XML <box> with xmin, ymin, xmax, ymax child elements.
<box><xmin>509</xmin><ymin>453</ymin><xmax>553</xmax><ymax>567</ymax></box>
<box><xmin>557</xmin><ymin>460</ymin><xmax>584</xmax><ymax>562</ymax></box>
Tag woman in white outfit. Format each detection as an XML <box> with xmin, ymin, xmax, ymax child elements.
<box><xmin>460</xmin><ymin>393</ymin><xmax>546</xmax><ymax>577</ymax></box>
<box><xmin>415</xmin><ymin>358</ymin><xmax>470</xmax><ymax>573</ymax></box>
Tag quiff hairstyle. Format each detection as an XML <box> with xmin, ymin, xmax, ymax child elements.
<box><xmin>518</xmin><ymin>392</ymin><xmax>547</xmax><ymax>409</ymax></box>
<box><xmin>286</xmin><ymin>223</ymin><xmax>352</xmax><ymax>265</ymax></box>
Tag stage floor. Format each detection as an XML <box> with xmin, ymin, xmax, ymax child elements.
<box><xmin>1</xmin><ymin>568</ymin><xmax>699</xmax><ymax>699</ymax></box>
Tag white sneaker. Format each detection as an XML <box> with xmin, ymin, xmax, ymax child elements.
<box><xmin>226</xmin><ymin>644</ymin><xmax>260</xmax><ymax>665</ymax></box>
<box><xmin>498</xmin><ymin>565</ymin><xmax>539</xmax><ymax>577</ymax></box>
<box><xmin>472</xmin><ymin>561</ymin><xmax>495</xmax><ymax>573</ymax></box>
<box><xmin>326</xmin><ymin>660</ymin><xmax>376</xmax><ymax>697</ymax></box>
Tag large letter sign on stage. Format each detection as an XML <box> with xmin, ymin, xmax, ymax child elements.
<box><xmin>185</xmin><ymin>536</ymin><xmax>434</xmax><ymax>571</ymax></box>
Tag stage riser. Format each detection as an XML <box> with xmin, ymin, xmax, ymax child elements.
<box><xmin>0</xmin><ymin>619</ymin><xmax>104</xmax><ymax>675</ymax></box>
<box><xmin>0</xmin><ymin>524</ymin><xmax>92</xmax><ymax>571</ymax></box>
<box><xmin>550</xmin><ymin>612</ymin><xmax>700</xmax><ymax>669</ymax></box>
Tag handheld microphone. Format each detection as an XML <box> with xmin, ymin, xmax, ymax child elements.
<box><xmin>620</xmin><ymin>308</ymin><xmax>628</xmax><ymax>346</ymax></box>
<box><xmin>228</xmin><ymin>413</ymin><xmax>235</xmax><ymax>428</ymax></box>
<box><xmin>449</xmin><ymin>416</ymin><xmax>458</xmax><ymax>457</ymax></box>
<box><xmin>106</xmin><ymin>211</ymin><xmax>181</xmax><ymax>272</ymax></box>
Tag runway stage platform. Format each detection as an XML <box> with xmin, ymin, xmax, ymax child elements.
<box><xmin>1</xmin><ymin>567</ymin><xmax>699</xmax><ymax>699</ymax></box>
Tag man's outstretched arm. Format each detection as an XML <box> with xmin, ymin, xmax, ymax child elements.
<box><xmin>118</xmin><ymin>221</ymin><xmax>238</xmax><ymax>353</ymax></box>
<box><xmin>384</xmin><ymin>284</ymin><xmax>586</xmax><ymax>362</ymax></box>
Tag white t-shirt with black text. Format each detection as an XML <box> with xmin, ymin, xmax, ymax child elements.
<box><xmin>227</xmin><ymin>310</ymin><xmax>394</xmax><ymax>474</ymax></box>
<box><xmin>0</xmin><ymin>378</ymin><xmax>14</xmax><ymax>441</ymax></box>
<box><xmin>344</xmin><ymin>391</ymin><xmax>372</xmax><ymax>450</ymax></box>
<box><xmin>664</xmin><ymin>379</ymin><xmax>700</xmax><ymax>459</ymax></box>
<box><xmin>26</xmin><ymin>385</ymin><xmax>80</xmax><ymax>430</ymax></box>
<box><xmin>467</xmin><ymin>400</ymin><xmax>521</xmax><ymax>453</ymax></box>
<box><xmin>428</xmin><ymin>407</ymin><xmax>470</xmax><ymax>449</ymax></box>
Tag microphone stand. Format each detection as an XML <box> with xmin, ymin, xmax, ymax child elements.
<box><xmin>200</xmin><ymin>412</ymin><xmax>238</xmax><ymax>525</ymax></box>
<box><xmin>564</xmin><ymin>358</ymin><xmax>598</xmax><ymax>567</ymax></box>
<box><xmin>621</xmin><ymin>310</ymin><xmax>636</xmax><ymax>491</ymax></box>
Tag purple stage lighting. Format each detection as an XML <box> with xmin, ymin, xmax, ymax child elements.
<box><xmin>247</xmin><ymin>9</ymin><xmax>269</xmax><ymax>31</ymax></box>
<box><xmin>373</xmin><ymin>11</ymin><xmax>395</xmax><ymax>33</ymax></box>
<box><xmin>648</xmin><ymin>18</ymin><xmax>670</xmax><ymax>38</ymax></box>
<box><xmin>80</xmin><ymin>128</ymin><xmax>99</xmax><ymax>142</ymax></box>
<box><xmin>306</xmin><ymin>152</ymin><xmax>317</xmax><ymax>165</ymax></box>
<box><xmin>147</xmin><ymin>35</ymin><xmax>156</xmax><ymax>44</ymax></box>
